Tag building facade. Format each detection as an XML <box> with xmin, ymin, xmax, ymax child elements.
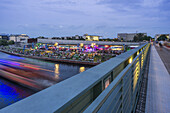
<box><xmin>27</xmin><ymin>38</ymin><xmax>37</xmax><ymax>43</ymax></box>
<box><xmin>9</xmin><ymin>34</ymin><xmax>29</xmax><ymax>43</ymax></box>
<box><xmin>0</xmin><ymin>34</ymin><xmax>9</xmax><ymax>40</ymax></box>
<box><xmin>51</xmin><ymin>35</ymin><xmax>85</xmax><ymax>40</ymax></box>
<box><xmin>84</xmin><ymin>34</ymin><xmax>102</xmax><ymax>41</ymax></box>
<box><xmin>118</xmin><ymin>33</ymin><xmax>147</xmax><ymax>41</ymax></box>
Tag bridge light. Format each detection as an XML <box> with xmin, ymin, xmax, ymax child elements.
<box><xmin>129</xmin><ymin>57</ymin><xmax>133</xmax><ymax>64</ymax></box>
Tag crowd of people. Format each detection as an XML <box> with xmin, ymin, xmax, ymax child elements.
<box><xmin>0</xmin><ymin>46</ymin><xmax>125</xmax><ymax>63</ymax></box>
<box><xmin>155</xmin><ymin>40</ymin><xmax>170</xmax><ymax>50</ymax></box>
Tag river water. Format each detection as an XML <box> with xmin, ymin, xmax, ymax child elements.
<box><xmin>0</xmin><ymin>52</ymin><xmax>91</xmax><ymax>109</ymax></box>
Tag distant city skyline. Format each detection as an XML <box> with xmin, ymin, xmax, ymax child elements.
<box><xmin>0</xmin><ymin>0</ymin><xmax>170</xmax><ymax>38</ymax></box>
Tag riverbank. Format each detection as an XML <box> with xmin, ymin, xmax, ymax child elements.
<box><xmin>0</xmin><ymin>49</ymin><xmax>100</xmax><ymax>66</ymax></box>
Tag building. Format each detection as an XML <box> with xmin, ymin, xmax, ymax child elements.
<box><xmin>84</xmin><ymin>34</ymin><xmax>102</xmax><ymax>41</ymax></box>
<box><xmin>51</xmin><ymin>35</ymin><xmax>85</xmax><ymax>40</ymax></box>
<box><xmin>27</xmin><ymin>38</ymin><xmax>37</xmax><ymax>43</ymax></box>
<box><xmin>9</xmin><ymin>34</ymin><xmax>29</xmax><ymax>43</ymax></box>
<box><xmin>50</xmin><ymin>34</ymin><xmax>102</xmax><ymax>41</ymax></box>
<box><xmin>73</xmin><ymin>35</ymin><xmax>84</xmax><ymax>40</ymax></box>
<box><xmin>0</xmin><ymin>34</ymin><xmax>9</xmax><ymax>40</ymax></box>
<box><xmin>117</xmin><ymin>33</ymin><xmax>147</xmax><ymax>41</ymax></box>
<box><xmin>155</xmin><ymin>34</ymin><xmax>170</xmax><ymax>40</ymax></box>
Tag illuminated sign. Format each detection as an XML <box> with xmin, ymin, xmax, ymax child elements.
<box><xmin>104</xmin><ymin>76</ymin><xmax>111</xmax><ymax>89</ymax></box>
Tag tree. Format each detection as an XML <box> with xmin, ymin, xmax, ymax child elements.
<box><xmin>138</xmin><ymin>33</ymin><xmax>144</xmax><ymax>41</ymax></box>
<box><xmin>113</xmin><ymin>38</ymin><xmax>118</xmax><ymax>41</ymax></box>
<box><xmin>157</xmin><ymin>35</ymin><xmax>168</xmax><ymax>41</ymax></box>
<box><xmin>8</xmin><ymin>40</ymin><xmax>15</xmax><ymax>45</ymax></box>
<box><xmin>133</xmin><ymin>33</ymin><xmax>146</xmax><ymax>42</ymax></box>
<box><xmin>37</xmin><ymin>36</ymin><xmax>47</xmax><ymax>39</ymax></box>
<box><xmin>143</xmin><ymin>36</ymin><xmax>152</xmax><ymax>41</ymax></box>
<box><xmin>79</xmin><ymin>37</ymin><xmax>85</xmax><ymax>40</ymax></box>
<box><xmin>105</xmin><ymin>38</ymin><xmax>111</xmax><ymax>41</ymax></box>
<box><xmin>133</xmin><ymin>36</ymin><xmax>139</xmax><ymax>42</ymax></box>
<box><xmin>0</xmin><ymin>39</ymin><xmax>8</xmax><ymax>46</ymax></box>
<box><xmin>121</xmin><ymin>37</ymin><xmax>124</xmax><ymax>41</ymax></box>
<box><xmin>133</xmin><ymin>33</ymin><xmax>153</xmax><ymax>42</ymax></box>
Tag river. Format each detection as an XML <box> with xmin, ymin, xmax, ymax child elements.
<box><xmin>0</xmin><ymin>52</ymin><xmax>91</xmax><ymax>109</ymax></box>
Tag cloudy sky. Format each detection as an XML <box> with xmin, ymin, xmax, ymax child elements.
<box><xmin>0</xmin><ymin>0</ymin><xmax>170</xmax><ymax>38</ymax></box>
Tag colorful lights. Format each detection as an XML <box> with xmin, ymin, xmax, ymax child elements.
<box><xmin>109</xmin><ymin>46</ymin><xmax>123</xmax><ymax>50</ymax></box>
<box><xmin>105</xmin><ymin>45</ymin><xmax>109</xmax><ymax>48</ymax></box>
<box><xmin>91</xmin><ymin>43</ymin><xmax>96</xmax><ymax>48</ymax></box>
<box><xmin>54</xmin><ymin>42</ymin><xmax>58</xmax><ymax>47</ymax></box>
<box><xmin>0</xmin><ymin>59</ymin><xmax>20</xmax><ymax>66</ymax></box>
<box><xmin>80</xmin><ymin>43</ymin><xmax>84</xmax><ymax>47</ymax></box>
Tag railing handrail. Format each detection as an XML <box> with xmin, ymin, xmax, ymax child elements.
<box><xmin>84</xmin><ymin>43</ymin><xmax>148</xmax><ymax>112</ymax></box>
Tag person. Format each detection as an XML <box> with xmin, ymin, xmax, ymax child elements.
<box><xmin>151</xmin><ymin>41</ymin><xmax>153</xmax><ymax>46</ymax></box>
<box><xmin>159</xmin><ymin>40</ymin><xmax>163</xmax><ymax>50</ymax></box>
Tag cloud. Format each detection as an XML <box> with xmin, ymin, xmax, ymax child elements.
<box><xmin>0</xmin><ymin>0</ymin><xmax>19</xmax><ymax>4</ymax></box>
<box><xmin>0</xmin><ymin>0</ymin><xmax>170</xmax><ymax>38</ymax></box>
<box><xmin>142</xmin><ymin>0</ymin><xmax>164</xmax><ymax>7</ymax></box>
<box><xmin>43</xmin><ymin>0</ymin><xmax>76</xmax><ymax>5</ymax></box>
<box><xmin>17</xmin><ymin>24</ymin><xmax>29</xmax><ymax>29</ymax></box>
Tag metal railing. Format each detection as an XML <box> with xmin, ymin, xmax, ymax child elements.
<box><xmin>84</xmin><ymin>43</ymin><xmax>150</xmax><ymax>113</ymax></box>
<box><xmin>0</xmin><ymin>43</ymin><xmax>150</xmax><ymax>113</ymax></box>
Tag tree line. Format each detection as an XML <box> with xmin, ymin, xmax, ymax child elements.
<box><xmin>156</xmin><ymin>35</ymin><xmax>169</xmax><ymax>41</ymax></box>
<box><xmin>133</xmin><ymin>33</ymin><xmax>152</xmax><ymax>42</ymax></box>
<box><xmin>0</xmin><ymin>39</ymin><xmax>14</xmax><ymax>46</ymax></box>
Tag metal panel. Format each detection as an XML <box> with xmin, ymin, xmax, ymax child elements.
<box><xmin>84</xmin><ymin>43</ymin><xmax>150</xmax><ymax>113</ymax></box>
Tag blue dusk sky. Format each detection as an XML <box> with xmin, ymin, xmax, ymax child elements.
<box><xmin>0</xmin><ymin>0</ymin><xmax>170</xmax><ymax>38</ymax></box>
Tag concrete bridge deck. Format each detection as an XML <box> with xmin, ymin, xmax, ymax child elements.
<box><xmin>155</xmin><ymin>45</ymin><xmax>170</xmax><ymax>74</ymax></box>
<box><xmin>145</xmin><ymin>46</ymin><xmax>170</xmax><ymax>113</ymax></box>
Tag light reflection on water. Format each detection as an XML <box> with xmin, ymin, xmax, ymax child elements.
<box><xmin>0</xmin><ymin>78</ymin><xmax>35</xmax><ymax>109</ymax></box>
<box><xmin>55</xmin><ymin>64</ymin><xmax>60</xmax><ymax>79</ymax></box>
<box><xmin>0</xmin><ymin>52</ymin><xmax>92</xmax><ymax>109</ymax></box>
<box><xmin>79</xmin><ymin>67</ymin><xmax>85</xmax><ymax>73</ymax></box>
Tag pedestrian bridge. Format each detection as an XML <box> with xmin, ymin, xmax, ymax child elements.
<box><xmin>145</xmin><ymin>46</ymin><xmax>170</xmax><ymax>113</ymax></box>
<box><xmin>0</xmin><ymin>43</ymin><xmax>150</xmax><ymax>113</ymax></box>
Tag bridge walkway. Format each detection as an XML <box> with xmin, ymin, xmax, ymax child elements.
<box><xmin>155</xmin><ymin>44</ymin><xmax>170</xmax><ymax>74</ymax></box>
<box><xmin>145</xmin><ymin>46</ymin><xmax>170</xmax><ymax>113</ymax></box>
